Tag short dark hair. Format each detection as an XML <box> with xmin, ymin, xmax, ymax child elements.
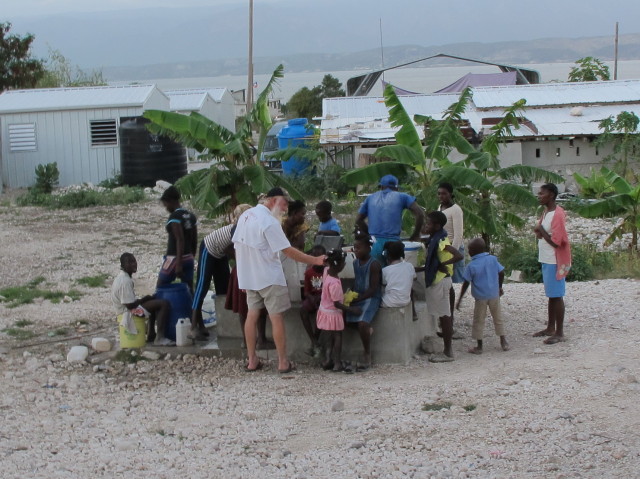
<box><xmin>311</xmin><ymin>244</ymin><xmax>326</xmax><ymax>256</ymax></box>
<box><xmin>354</xmin><ymin>233</ymin><xmax>374</xmax><ymax>247</ymax></box>
<box><xmin>438</xmin><ymin>182</ymin><xmax>454</xmax><ymax>194</ymax></box>
<box><xmin>160</xmin><ymin>185</ymin><xmax>180</xmax><ymax>202</ymax></box>
<box><xmin>384</xmin><ymin>240</ymin><xmax>405</xmax><ymax>260</ymax></box>
<box><xmin>427</xmin><ymin>210</ymin><xmax>447</xmax><ymax>228</ymax></box>
<box><xmin>315</xmin><ymin>200</ymin><xmax>332</xmax><ymax>213</ymax></box>
<box><xmin>120</xmin><ymin>252</ymin><xmax>135</xmax><ymax>268</ymax></box>
<box><xmin>540</xmin><ymin>183</ymin><xmax>559</xmax><ymax>199</ymax></box>
<box><xmin>288</xmin><ymin>200</ymin><xmax>305</xmax><ymax>216</ymax></box>
<box><xmin>326</xmin><ymin>248</ymin><xmax>346</xmax><ymax>267</ymax></box>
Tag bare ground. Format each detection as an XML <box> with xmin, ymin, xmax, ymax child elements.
<box><xmin>0</xmin><ymin>197</ymin><xmax>639</xmax><ymax>478</ymax></box>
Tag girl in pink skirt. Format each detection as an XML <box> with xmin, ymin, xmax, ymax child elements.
<box><xmin>318</xmin><ymin>249</ymin><xmax>362</xmax><ymax>372</ymax></box>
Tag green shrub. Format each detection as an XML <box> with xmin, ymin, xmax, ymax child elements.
<box><xmin>33</xmin><ymin>162</ymin><xmax>59</xmax><ymax>194</ymax></box>
<box><xmin>98</xmin><ymin>174</ymin><xmax>123</xmax><ymax>189</ymax></box>
<box><xmin>287</xmin><ymin>165</ymin><xmax>355</xmax><ymax>201</ymax></box>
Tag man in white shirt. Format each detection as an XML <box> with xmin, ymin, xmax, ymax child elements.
<box><xmin>232</xmin><ymin>187</ymin><xmax>325</xmax><ymax>373</ymax></box>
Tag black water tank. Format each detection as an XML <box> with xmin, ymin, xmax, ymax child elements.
<box><xmin>119</xmin><ymin>117</ymin><xmax>188</xmax><ymax>187</ymax></box>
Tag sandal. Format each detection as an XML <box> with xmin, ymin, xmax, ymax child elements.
<box><xmin>245</xmin><ymin>361</ymin><xmax>263</xmax><ymax>372</ymax></box>
<box><xmin>278</xmin><ymin>361</ymin><xmax>296</xmax><ymax>374</ymax></box>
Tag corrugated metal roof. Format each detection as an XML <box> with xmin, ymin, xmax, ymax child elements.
<box><xmin>321</xmin><ymin>80</ymin><xmax>640</xmax><ymax>144</ymax></box>
<box><xmin>0</xmin><ymin>85</ymin><xmax>161</xmax><ymax>114</ymax></box>
<box><xmin>164</xmin><ymin>87</ymin><xmax>228</xmax><ymax>102</ymax></box>
<box><xmin>472</xmin><ymin>79</ymin><xmax>640</xmax><ymax>109</ymax></box>
<box><xmin>165</xmin><ymin>91</ymin><xmax>208</xmax><ymax>112</ymax></box>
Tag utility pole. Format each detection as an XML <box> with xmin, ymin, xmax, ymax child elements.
<box><xmin>246</xmin><ymin>0</ymin><xmax>254</xmax><ymax>113</ymax></box>
<box><xmin>614</xmin><ymin>22</ymin><xmax>619</xmax><ymax>80</ymax></box>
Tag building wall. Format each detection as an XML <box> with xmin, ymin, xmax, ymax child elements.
<box><xmin>521</xmin><ymin>138</ymin><xmax>614</xmax><ymax>185</ymax></box>
<box><xmin>1</xmin><ymin>106</ymin><xmax>143</xmax><ymax>188</ymax></box>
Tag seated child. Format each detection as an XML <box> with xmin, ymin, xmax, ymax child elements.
<box><xmin>345</xmin><ymin>234</ymin><xmax>382</xmax><ymax>370</ymax></box>
<box><xmin>419</xmin><ymin>211</ymin><xmax>463</xmax><ymax>362</ymax></box>
<box><xmin>315</xmin><ymin>200</ymin><xmax>341</xmax><ymax>236</ymax></box>
<box><xmin>111</xmin><ymin>253</ymin><xmax>172</xmax><ymax>346</ymax></box>
<box><xmin>317</xmin><ymin>249</ymin><xmax>361</xmax><ymax>372</ymax></box>
<box><xmin>456</xmin><ymin>238</ymin><xmax>510</xmax><ymax>354</ymax></box>
<box><xmin>381</xmin><ymin>241</ymin><xmax>416</xmax><ymax>308</ymax></box>
<box><xmin>300</xmin><ymin>245</ymin><xmax>327</xmax><ymax>357</ymax></box>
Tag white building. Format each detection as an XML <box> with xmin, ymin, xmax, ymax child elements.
<box><xmin>319</xmin><ymin>79</ymin><xmax>640</xmax><ymax>184</ymax></box>
<box><xmin>0</xmin><ymin>85</ymin><xmax>169</xmax><ymax>188</ymax></box>
<box><xmin>164</xmin><ymin>87</ymin><xmax>236</xmax><ymax>132</ymax></box>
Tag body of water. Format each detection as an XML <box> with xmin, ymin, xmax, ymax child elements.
<box><xmin>112</xmin><ymin>60</ymin><xmax>640</xmax><ymax>102</ymax></box>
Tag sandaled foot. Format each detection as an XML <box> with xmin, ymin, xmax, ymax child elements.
<box><xmin>154</xmin><ymin>337</ymin><xmax>175</xmax><ymax>346</ymax></box>
<box><xmin>245</xmin><ymin>361</ymin><xmax>263</xmax><ymax>372</ymax></box>
<box><xmin>501</xmin><ymin>341</ymin><xmax>511</xmax><ymax>351</ymax></box>
<box><xmin>533</xmin><ymin>329</ymin><xmax>554</xmax><ymax>337</ymax></box>
<box><xmin>543</xmin><ymin>335</ymin><xmax>566</xmax><ymax>345</ymax></box>
<box><xmin>322</xmin><ymin>360</ymin><xmax>335</xmax><ymax>371</ymax></box>
<box><xmin>332</xmin><ymin>362</ymin><xmax>344</xmax><ymax>372</ymax></box>
<box><xmin>355</xmin><ymin>362</ymin><xmax>371</xmax><ymax>372</ymax></box>
<box><xmin>278</xmin><ymin>361</ymin><xmax>296</xmax><ymax>374</ymax></box>
<box><xmin>468</xmin><ymin>347</ymin><xmax>483</xmax><ymax>355</ymax></box>
<box><xmin>429</xmin><ymin>353</ymin><xmax>454</xmax><ymax>363</ymax></box>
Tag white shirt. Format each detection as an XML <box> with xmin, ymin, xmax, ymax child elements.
<box><xmin>232</xmin><ymin>204</ymin><xmax>291</xmax><ymax>290</ymax></box>
<box><xmin>111</xmin><ymin>271</ymin><xmax>137</xmax><ymax>315</ymax></box>
<box><xmin>381</xmin><ymin>261</ymin><xmax>416</xmax><ymax>308</ymax></box>
<box><xmin>538</xmin><ymin>210</ymin><xmax>557</xmax><ymax>264</ymax></box>
<box><xmin>439</xmin><ymin>203</ymin><xmax>464</xmax><ymax>249</ymax></box>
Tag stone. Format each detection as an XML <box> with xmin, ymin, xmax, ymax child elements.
<box><xmin>141</xmin><ymin>351</ymin><xmax>161</xmax><ymax>361</ymax></box>
<box><xmin>67</xmin><ymin>346</ymin><xmax>89</xmax><ymax>363</ymax></box>
<box><xmin>91</xmin><ymin>338</ymin><xmax>111</xmax><ymax>352</ymax></box>
<box><xmin>331</xmin><ymin>400</ymin><xmax>345</xmax><ymax>412</ymax></box>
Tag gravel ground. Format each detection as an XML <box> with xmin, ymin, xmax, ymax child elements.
<box><xmin>1</xmin><ymin>196</ymin><xmax>639</xmax><ymax>478</ymax></box>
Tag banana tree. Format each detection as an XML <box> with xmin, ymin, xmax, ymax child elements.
<box><xmin>144</xmin><ymin>64</ymin><xmax>300</xmax><ymax>218</ymax></box>
<box><xmin>577</xmin><ymin>167</ymin><xmax>640</xmax><ymax>252</ymax></box>
<box><xmin>342</xmin><ymin>84</ymin><xmax>563</xmax><ymax>249</ymax></box>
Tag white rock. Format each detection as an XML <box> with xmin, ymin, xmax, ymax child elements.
<box><xmin>141</xmin><ymin>351</ymin><xmax>161</xmax><ymax>361</ymax></box>
<box><xmin>67</xmin><ymin>346</ymin><xmax>89</xmax><ymax>363</ymax></box>
<box><xmin>91</xmin><ymin>338</ymin><xmax>111</xmax><ymax>352</ymax></box>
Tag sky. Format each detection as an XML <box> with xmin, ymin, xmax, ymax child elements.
<box><xmin>3</xmin><ymin>0</ymin><xmax>640</xmax><ymax>69</ymax></box>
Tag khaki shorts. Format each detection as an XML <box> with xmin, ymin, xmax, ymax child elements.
<box><xmin>425</xmin><ymin>276</ymin><xmax>452</xmax><ymax>318</ymax></box>
<box><xmin>246</xmin><ymin>284</ymin><xmax>291</xmax><ymax>315</ymax></box>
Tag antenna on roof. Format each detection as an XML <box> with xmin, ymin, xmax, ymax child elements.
<box><xmin>379</xmin><ymin>18</ymin><xmax>385</xmax><ymax>82</ymax></box>
<box><xmin>614</xmin><ymin>22</ymin><xmax>619</xmax><ymax>80</ymax></box>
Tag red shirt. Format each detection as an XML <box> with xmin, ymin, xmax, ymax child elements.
<box><xmin>304</xmin><ymin>266</ymin><xmax>323</xmax><ymax>296</ymax></box>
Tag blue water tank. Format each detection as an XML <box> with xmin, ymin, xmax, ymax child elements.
<box><xmin>155</xmin><ymin>283</ymin><xmax>193</xmax><ymax>341</ymax></box>
<box><xmin>277</xmin><ymin>118</ymin><xmax>314</xmax><ymax>176</ymax></box>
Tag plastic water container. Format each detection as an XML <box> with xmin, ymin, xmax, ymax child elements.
<box><xmin>277</xmin><ymin>118</ymin><xmax>314</xmax><ymax>176</ymax></box>
<box><xmin>339</xmin><ymin>249</ymin><xmax>356</xmax><ymax>279</ymax></box>
<box><xmin>402</xmin><ymin>241</ymin><xmax>424</xmax><ymax>267</ymax></box>
<box><xmin>155</xmin><ymin>283</ymin><xmax>193</xmax><ymax>341</ymax></box>
<box><xmin>175</xmin><ymin>318</ymin><xmax>191</xmax><ymax>347</ymax></box>
<box><xmin>201</xmin><ymin>293</ymin><xmax>217</xmax><ymax>327</ymax></box>
<box><xmin>117</xmin><ymin>314</ymin><xmax>146</xmax><ymax>349</ymax></box>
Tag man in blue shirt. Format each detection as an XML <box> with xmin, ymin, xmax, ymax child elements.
<box><xmin>355</xmin><ymin>175</ymin><xmax>424</xmax><ymax>264</ymax></box>
<box><xmin>456</xmin><ymin>238</ymin><xmax>510</xmax><ymax>354</ymax></box>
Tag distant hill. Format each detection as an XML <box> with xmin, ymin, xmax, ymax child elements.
<box><xmin>102</xmin><ymin>34</ymin><xmax>640</xmax><ymax>81</ymax></box>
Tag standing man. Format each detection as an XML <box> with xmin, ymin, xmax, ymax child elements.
<box><xmin>355</xmin><ymin>175</ymin><xmax>424</xmax><ymax>265</ymax></box>
<box><xmin>233</xmin><ymin>187</ymin><xmax>325</xmax><ymax>373</ymax></box>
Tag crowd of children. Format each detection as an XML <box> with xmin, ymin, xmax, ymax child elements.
<box><xmin>112</xmin><ymin>180</ymin><xmax>574</xmax><ymax>371</ymax></box>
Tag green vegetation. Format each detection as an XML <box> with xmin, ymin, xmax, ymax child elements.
<box><xmin>2</xmin><ymin>327</ymin><xmax>36</xmax><ymax>340</ymax></box>
<box><xmin>48</xmin><ymin>328</ymin><xmax>68</xmax><ymax>337</ymax></box>
<box><xmin>33</xmin><ymin>162</ymin><xmax>60</xmax><ymax>194</ymax></box>
<box><xmin>422</xmin><ymin>401</ymin><xmax>453</xmax><ymax>411</ymax></box>
<box><xmin>568</xmin><ymin>57</ymin><xmax>610</xmax><ymax>82</ymax></box>
<box><xmin>14</xmin><ymin>319</ymin><xmax>33</xmax><ymax>327</ymax></box>
<box><xmin>98</xmin><ymin>174</ymin><xmax>123</xmax><ymax>189</ymax></box>
<box><xmin>114</xmin><ymin>349</ymin><xmax>148</xmax><ymax>364</ymax></box>
<box><xmin>36</xmin><ymin>47</ymin><xmax>106</xmax><ymax>88</ymax></box>
<box><xmin>17</xmin><ymin>186</ymin><xmax>146</xmax><ymax>209</ymax></box>
<box><xmin>76</xmin><ymin>274</ymin><xmax>109</xmax><ymax>288</ymax></box>
<box><xmin>573</xmin><ymin>168</ymin><xmax>615</xmax><ymax>199</ymax></box>
<box><xmin>463</xmin><ymin>404</ymin><xmax>477</xmax><ymax>412</ymax></box>
<box><xmin>145</xmin><ymin>65</ymin><xmax>304</xmax><ymax>219</ymax></box>
<box><xmin>0</xmin><ymin>22</ymin><xmax>45</xmax><ymax>92</ymax></box>
<box><xmin>595</xmin><ymin>111</ymin><xmax>640</xmax><ymax>181</ymax></box>
<box><xmin>0</xmin><ymin>278</ymin><xmax>82</xmax><ymax>308</ymax></box>
<box><xmin>284</xmin><ymin>74</ymin><xmax>345</xmax><ymax>119</ymax></box>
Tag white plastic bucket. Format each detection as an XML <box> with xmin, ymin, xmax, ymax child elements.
<box><xmin>402</xmin><ymin>241</ymin><xmax>423</xmax><ymax>267</ymax></box>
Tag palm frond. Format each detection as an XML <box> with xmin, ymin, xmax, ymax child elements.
<box><xmin>383</xmin><ymin>84</ymin><xmax>423</xmax><ymax>160</ymax></box>
<box><xmin>494</xmin><ymin>183</ymin><xmax>538</xmax><ymax>208</ymax></box>
<box><xmin>436</xmin><ymin>165</ymin><xmax>493</xmax><ymax>190</ymax></box>
<box><xmin>374</xmin><ymin>144</ymin><xmax>424</xmax><ymax>166</ymax></box>
<box><xmin>498</xmin><ymin>165</ymin><xmax>564</xmax><ymax>184</ymax></box>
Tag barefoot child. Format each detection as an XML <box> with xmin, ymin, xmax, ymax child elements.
<box><xmin>345</xmin><ymin>234</ymin><xmax>382</xmax><ymax>370</ymax></box>
<box><xmin>300</xmin><ymin>245</ymin><xmax>327</xmax><ymax>357</ymax></box>
<box><xmin>317</xmin><ymin>249</ymin><xmax>361</xmax><ymax>371</ymax></box>
<box><xmin>419</xmin><ymin>211</ymin><xmax>463</xmax><ymax>362</ymax></box>
<box><xmin>455</xmin><ymin>238</ymin><xmax>509</xmax><ymax>354</ymax></box>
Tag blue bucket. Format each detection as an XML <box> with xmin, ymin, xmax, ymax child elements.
<box><xmin>155</xmin><ymin>283</ymin><xmax>193</xmax><ymax>341</ymax></box>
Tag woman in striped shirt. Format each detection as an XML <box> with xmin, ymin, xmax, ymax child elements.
<box><xmin>190</xmin><ymin>204</ymin><xmax>251</xmax><ymax>340</ymax></box>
